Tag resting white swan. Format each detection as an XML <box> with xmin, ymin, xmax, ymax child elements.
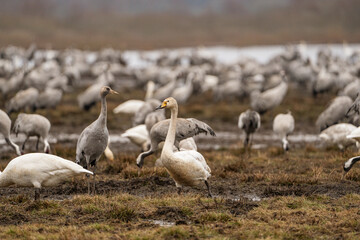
<box><xmin>113</xmin><ymin>81</ymin><xmax>155</xmax><ymax>115</ymax></box>
<box><xmin>121</xmin><ymin>124</ymin><xmax>149</xmax><ymax>151</ymax></box>
<box><xmin>346</xmin><ymin>126</ymin><xmax>360</xmax><ymax>149</ymax></box>
<box><xmin>319</xmin><ymin>123</ymin><xmax>356</xmax><ymax>149</ymax></box>
<box><xmin>156</xmin><ymin>97</ymin><xmax>212</xmax><ymax>197</ymax></box>
<box><xmin>0</xmin><ymin>153</ymin><xmax>93</xmax><ymax>200</ymax></box>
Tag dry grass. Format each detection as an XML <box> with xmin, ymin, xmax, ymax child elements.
<box><xmin>1</xmin><ymin>78</ymin><xmax>360</xmax><ymax>238</ymax></box>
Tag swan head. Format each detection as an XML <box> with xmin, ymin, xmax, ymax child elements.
<box><xmin>156</xmin><ymin>97</ymin><xmax>177</xmax><ymax>110</ymax></box>
<box><xmin>100</xmin><ymin>86</ymin><xmax>119</xmax><ymax>97</ymax></box>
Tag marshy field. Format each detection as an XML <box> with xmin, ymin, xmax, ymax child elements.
<box><xmin>1</xmin><ymin>83</ymin><xmax>360</xmax><ymax>239</ymax></box>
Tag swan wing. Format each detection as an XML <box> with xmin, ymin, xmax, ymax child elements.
<box><xmin>173</xmin><ymin>150</ymin><xmax>211</xmax><ymax>174</ymax></box>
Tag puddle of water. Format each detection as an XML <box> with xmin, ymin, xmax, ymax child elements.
<box><xmin>229</xmin><ymin>194</ymin><xmax>262</xmax><ymax>202</ymax></box>
<box><xmin>244</xmin><ymin>194</ymin><xmax>262</xmax><ymax>202</ymax></box>
<box><xmin>151</xmin><ymin>220</ymin><xmax>175</xmax><ymax>227</ymax></box>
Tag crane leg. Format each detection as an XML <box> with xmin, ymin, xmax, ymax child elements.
<box><xmin>92</xmin><ymin>166</ymin><xmax>97</xmax><ymax>195</ymax></box>
<box><xmin>34</xmin><ymin>188</ymin><xmax>40</xmax><ymax>201</ymax></box>
<box><xmin>22</xmin><ymin>136</ymin><xmax>29</xmax><ymax>151</ymax></box>
<box><xmin>36</xmin><ymin>136</ymin><xmax>40</xmax><ymax>151</ymax></box>
<box><xmin>86</xmin><ymin>157</ymin><xmax>91</xmax><ymax>195</ymax></box>
<box><xmin>205</xmin><ymin>180</ymin><xmax>212</xmax><ymax>198</ymax></box>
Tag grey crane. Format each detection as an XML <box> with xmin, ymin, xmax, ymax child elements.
<box><xmin>136</xmin><ymin>118</ymin><xmax>216</xmax><ymax>168</ymax></box>
<box><xmin>0</xmin><ymin>109</ymin><xmax>21</xmax><ymax>155</ymax></box>
<box><xmin>145</xmin><ymin>109</ymin><xmax>166</xmax><ymax>133</ymax></box>
<box><xmin>238</xmin><ymin>109</ymin><xmax>261</xmax><ymax>148</ymax></box>
<box><xmin>316</xmin><ymin>96</ymin><xmax>352</xmax><ymax>131</ymax></box>
<box><xmin>13</xmin><ymin>113</ymin><xmax>51</xmax><ymax>153</ymax></box>
<box><xmin>6</xmin><ymin>87</ymin><xmax>39</xmax><ymax>114</ymax></box>
<box><xmin>76</xmin><ymin>86</ymin><xmax>118</xmax><ymax>194</ymax></box>
<box><xmin>250</xmin><ymin>71</ymin><xmax>288</xmax><ymax>114</ymax></box>
<box><xmin>346</xmin><ymin>93</ymin><xmax>360</xmax><ymax>117</ymax></box>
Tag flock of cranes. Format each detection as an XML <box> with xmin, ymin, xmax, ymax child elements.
<box><xmin>1</xmin><ymin>43</ymin><xmax>360</xmax><ymax>199</ymax></box>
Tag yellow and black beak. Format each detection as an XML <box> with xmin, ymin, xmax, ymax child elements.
<box><xmin>155</xmin><ymin>101</ymin><xmax>167</xmax><ymax>110</ymax></box>
<box><xmin>110</xmin><ymin>89</ymin><xmax>119</xmax><ymax>95</ymax></box>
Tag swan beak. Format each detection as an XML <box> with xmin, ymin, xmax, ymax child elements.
<box><xmin>155</xmin><ymin>102</ymin><xmax>167</xmax><ymax>110</ymax></box>
<box><xmin>110</xmin><ymin>89</ymin><xmax>119</xmax><ymax>95</ymax></box>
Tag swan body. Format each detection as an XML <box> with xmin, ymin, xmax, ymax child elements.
<box><xmin>273</xmin><ymin>112</ymin><xmax>295</xmax><ymax>151</ymax></box>
<box><xmin>155</xmin><ymin>137</ymin><xmax>197</xmax><ymax>167</ymax></box>
<box><xmin>156</xmin><ymin>97</ymin><xmax>212</xmax><ymax>196</ymax></box>
<box><xmin>113</xmin><ymin>81</ymin><xmax>155</xmax><ymax>115</ymax></box>
<box><xmin>13</xmin><ymin>113</ymin><xmax>51</xmax><ymax>153</ymax></box>
<box><xmin>319</xmin><ymin>123</ymin><xmax>356</xmax><ymax>149</ymax></box>
<box><xmin>113</xmin><ymin>100</ymin><xmax>145</xmax><ymax>114</ymax></box>
<box><xmin>136</xmin><ymin>117</ymin><xmax>215</xmax><ymax>168</ymax></box>
<box><xmin>346</xmin><ymin>126</ymin><xmax>360</xmax><ymax>149</ymax></box>
<box><xmin>121</xmin><ymin>124</ymin><xmax>149</xmax><ymax>150</ymax></box>
<box><xmin>0</xmin><ymin>109</ymin><xmax>21</xmax><ymax>155</ymax></box>
<box><xmin>0</xmin><ymin>153</ymin><xmax>93</xmax><ymax>200</ymax></box>
<box><xmin>6</xmin><ymin>87</ymin><xmax>39</xmax><ymax>114</ymax></box>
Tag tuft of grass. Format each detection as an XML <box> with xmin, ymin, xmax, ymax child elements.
<box><xmin>107</xmin><ymin>204</ymin><xmax>136</xmax><ymax>222</ymax></box>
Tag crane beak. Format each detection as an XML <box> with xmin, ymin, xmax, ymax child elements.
<box><xmin>110</xmin><ymin>89</ymin><xmax>119</xmax><ymax>95</ymax></box>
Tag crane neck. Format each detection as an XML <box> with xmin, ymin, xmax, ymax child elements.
<box><xmin>98</xmin><ymin>94</ymin><xmax>107</xmax><ymax>126</ymax></box>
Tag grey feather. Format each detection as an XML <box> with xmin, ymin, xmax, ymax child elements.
<box><xmin>136</xmin><ymin>118</ymin><xmax>216</xmax><ymax>167</ymax></box>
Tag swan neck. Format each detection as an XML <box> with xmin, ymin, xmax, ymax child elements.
<box><xmin>145</xmin><ymin>82</ymin><xmax>154</xmax><ymax>100</ymax></box>
<box><xmin>5</xmin><ymin>138</ymin><xmax>21</xmax><ymax>156</ymax></box>
<box><xmin>163</xmin><ymin>105</ymin><xmax>178</xmax><ymax>156</ymax></box>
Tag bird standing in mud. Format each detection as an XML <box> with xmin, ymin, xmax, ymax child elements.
<box><xmin>238</xmin><ymin>109</ymin><xmax>261</xmax><ymax>148</ymax></box>
<box><xmin>155</xmin><ymin>97</ymin><xmax>213</xmax><ymax>197</ymax></box>
<box><xmin>0</xmin><ymin>109</ymin><xmax>21</xmax><ymax>155</ymax></box>
<box><xmin>136</xmin><ymin>117</ymin><xmax>216</xmax><ymax>168</ymax></box>
<box><xmin>273</xmin><ymin>111</ymin><xmax>295</xmax><ymax>152</ymax></box>
<box><xmin>76</xmin><ymin>86</ymin><xmax>118</xmax><ymax>194</ymax></box>
<box><xmin>13</xmin><ymin>113</ymin><xmax>51</xmax><ymax>153</ymax></box>
<box><xmin>0</xmin><ymin>153</ymin><xmax>93</xmax><ymax>200</ymax></box>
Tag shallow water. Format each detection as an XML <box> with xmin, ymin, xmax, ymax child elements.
<box><xmin>151</xmin><ymin>220</ymin><xmax>176</xmax><ymax>227</ymax></box>
<box><xmin>0</xmin><ymin>131</ymin><xmax>323</xmax><ymax>155</ymax></box>
<box><xmin>123</xmin><ymin>44</ymin><xmax>360</xmax><ymax>68</ymax></box>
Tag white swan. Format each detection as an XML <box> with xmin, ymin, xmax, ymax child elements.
<box><xmin>346</xmin><ymin>126</ymin><xmax>360</xmax><ymax>149</ymax></box>
<box><xmin>13</xmin><ymin>113</ymin><xmax>51</xmax><ymax>153</ymax></box>
<box><xmin>156</xmin><ymin>97</ymin><xmax>212</xmax><ymax>197</ymax></box>
<box><xmin>319</xmin><ymin>123</ymin><xmax>356</xmax><ymax>149</ymax></box>
<box><xmin>113</xmin><ymin>81</ymin><xmax>155</xmax><ymax>115</ymax></box>
<box><xmin>0</xmin><ymin>109</ymin><xmax>21</xmax><ymax>155</ymax></box>
<box><xmin>121</xmin><ymin>124</ymin><xmax>150</xmax><ymax>151</ymax></box>
<box><xmin>273</xmin><ymin>111</ymin><xmax>295</xmax><ymax>151</ymax></box>
<box><xmin>0</xmin><ymin>153</ymin><xmax>93</xmax><ymax>200</ymax></box>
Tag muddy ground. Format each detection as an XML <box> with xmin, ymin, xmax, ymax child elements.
<box><xmin>1</xmin><ymin>87</ymin><xmax>360</xmax><ymax>239</ymax></box>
